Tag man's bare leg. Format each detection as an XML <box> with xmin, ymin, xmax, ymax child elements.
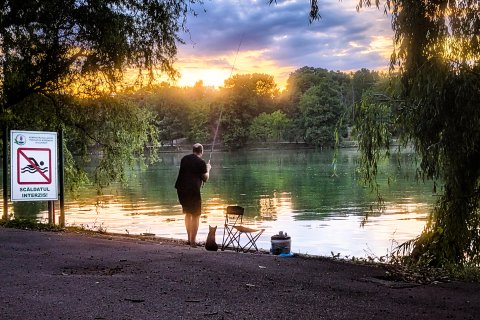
<box><xmin>185</xmin><ymin>213</ymin><xmax>192</xmax><ymax>245</ymax></box>
<box><xmin>190</xmin><ymin>214</ymin><xmax>200</xmax><ymax>246</ymax></box>
<box><xmin>185</xmin><ymin>213</ymin><xmax>200</xmax><ymax>247</ymax></box>
<box><xmin>184</xmin><ymin>213</ymin><xmax>200</xmax><ymax>247</ymax></box>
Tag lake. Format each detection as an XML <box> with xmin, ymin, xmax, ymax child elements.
<box><xmin>5</xmin><ymin>148</ymin><xmax>436</xmax><ymax>259</ymax></box>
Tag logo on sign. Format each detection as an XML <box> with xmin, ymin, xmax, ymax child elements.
<box><xmin>17</xmin><ymin>148</ymin><xmax>52</xmax><ymax>184</ymax></box>
<box><xmin>14</xmin><ymin>134</ymin><xmax>26</xmax><ymax>145</ymax></box>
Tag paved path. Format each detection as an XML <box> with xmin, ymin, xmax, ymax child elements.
<box><xmin>1</xmin><ymin>227</ymin><xmax>479</xmax><ymax>319</ymax></box>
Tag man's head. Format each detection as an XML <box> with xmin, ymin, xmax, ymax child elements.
<box><xmin>193</xmin><ymin>143</ymin><xmax>203</xmax><ymax>156</ymax></box>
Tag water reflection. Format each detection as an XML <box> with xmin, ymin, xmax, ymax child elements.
<box><xmin>12</xmin><ymin>201</ymin><xmax>46</xmax><ymax>220</ymax></box>
<box><xmin>1</xmin><ymin>149</ymin><xmax>434</xmax><ymax>258</ymax></box>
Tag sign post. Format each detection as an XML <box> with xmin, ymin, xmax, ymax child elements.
<box><xmin>10</xmin><ymin>130</ymin><xmax>58</xmax><ymax>201</ymax></box>
<box><xmin>2</xmin><ymin>126</ymin><xmax>8</xmax><ymax>219</ymax></box>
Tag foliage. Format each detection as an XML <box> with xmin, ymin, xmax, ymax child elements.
<box><xmin>187</xmin><ymin>101</ymin><xmax>211</xmax><ymax>143</ymax></box>
<box><xmin>249</xmin><ymin>111</ymin><xmax>291</xmax><ymax>142</ymax></box>
<box><xmin>220</xmin><ymin>74</ymin><xmax>279</xmax><ymax>148</ymax></box>
<box><xmin>10</xmin><ymin>93</ymin><xmax>158</xmax><ymax>190</ymax></box>
<box><xmin>348</xmin><ymin>0</ymin><xmax>480</xmax><ymax>266</ymax></box>
<box><xmin>352</xmin><ymin>91</ymin><xmax>393</xmax><ymax>196</ymax></box>
<box><xmin>0</xmin><ymin>0</ymin><xmax>200</xmax><ymax>189</ymax></box>
<box><xmin>71</xmin><ymin>96</ymin><xmax>158</xmax><ymax>188</ymax></box>
<box><xmin>0</xmin><ymin>0</ymin><xmax>202</xmax><ymax>108</ymax></box>
<box><xmin>352</xmin><ymin>69</ymin><xmax>381</xmax><ymax>106</ymax></box>
<box><xmin>277</xmin><ymin>66</ymin><xmax>381</xmax><ymax>145</ymax></box>
<box><xmin>282</xmin><ymin>67</ymin><xmax>334</xmax><ymax>110</ymax></box>
<box><xmin>220</xmin><ymin>110</ymin><xmax>249</xmax><ymax>150</ymax></box>
<box><xmin>128</xmin><ymin>83</ymin><xmax>217</xmax><ymax>146</ymax></box>
<box><xmin>299</xmin><ymin>79</ymin><xmax>344</xmax><ymax>148</ymax></box>
<box><xmin>156</xmin><ymin>110</ymin><xmax>185</xmax><ymax>146</ymax></box>
<box><xmin>132</xmin><ymin>84</ymin><xmax>189</xmax><ymax>146</ymax></box>
<box><xmin>0</xmin><ymin>218</ymin><xmax>63</xmax><ymax>231</ymax></box>
<box><xmin>222</xmin><ymin>73</ymin><xmax>279</xmax><ymax>114</ymax></box>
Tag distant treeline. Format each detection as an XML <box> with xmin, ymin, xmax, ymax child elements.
<box><xmin>128</xmin><ymin>67</ymin><xmax>389</xmax><ymax>150</ymax></box>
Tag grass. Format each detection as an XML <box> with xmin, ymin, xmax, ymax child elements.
<box><xmin>0</xmin><ymin>217</ymin><xmax>110</xmax><ymax>234</ymax></box>
<box><xmin>0</xmin><ymin>218</ymin><xmax>64</xmax><ymax>231</ymax></box>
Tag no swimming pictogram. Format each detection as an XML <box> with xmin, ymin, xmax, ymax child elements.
<box><xmin>10</xmin><ymin>130</ymin><xmax>58</xmax><ymax>201</ymax></box>
<box><xmin>17</xmin><ymin>148</ymin><xmax>52</xmax><ymax>184</ymax></box>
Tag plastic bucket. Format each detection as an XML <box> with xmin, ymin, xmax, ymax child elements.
<box><xmin>270</xmin><ymin>235</ymin><xmax>291</xmax><ymax>255</ymax></box>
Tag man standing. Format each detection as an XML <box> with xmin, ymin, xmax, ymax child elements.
<box><xmin>175</xmin><ymin>143</ymin><xmax>211</xmax><ymax>247</ymax></box>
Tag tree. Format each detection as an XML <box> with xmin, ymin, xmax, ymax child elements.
<box><xmin>137</xmin><ymin>85</ymin><xmax>190</xmax><ymax>146</ymax></box>
<box><xmin>278</xmin><ymin>0</ymin><xmax>480</xmax><ymax>266</ymax></box>
<box><xmin>299</xmin><ymin>79</ymin><xmax>344</xmax><ymax>148</ymax></box>
<box><xmin>282</xmin><ymin>67</ymin><xmax>331</xmax><ymax>112</ymax></box>
<box><xmin>11</xmin><ymin>93</ymin><xmax>158</xmax><ymax>190</ymax></box>
<box><xmin>220</xmin><ymin>113</ymin><xmax>249</xmax><ymax>150</ymax></box>
<box><xmin>187</xmin><ymin>101</ymin><xmax>211</xmax><ymax>143</ymax></box>
<box><xmin>131</xmin><ymin>83</ymin><xmax>216</xmax><ymax>146</ymax></box>
<box><xmin>0</xmin><ymin>0</ymin><xmax>200</xmax><ymax>187</ymax></box>
<box><xmin>0</xmin><ymin>0</ymin><xmax>201</xmax><ymax>108</ymax></box>
<box><xmin>352</xmin><ymin>0</ymin><xmax>480</xmax><ymax>266</ymax></box>
<box><xmin>353</xmin><ymin>90</ymin><xmax>393</xmax><ymax>193</ymax></box>
<box><xmin>157</xmin><ymin>110</ymin><xmax>185</xmax><ymax>146</ymax></box>
<box><xmin>351</xmin><ymin>69</ymin><xmax>380</xmax><ymax>105</ymax></box>
<box><xmin>249</xmin><ymin>111</ymin><xmax>291</xmax><ymax>142</ymax></box>
<box><xmin>280</xmin><ymin>66</ymin><xmax>364</xmax><ymax>142</ymax></box>
<box><xmin>220</xmin><ymin>73</ymin><xmax>279</xmax><ymax>149</ymax></box>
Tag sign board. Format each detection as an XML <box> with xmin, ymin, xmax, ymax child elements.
<box><xmin>11</xmin><ymin>130</ymin><xmax>58</xmax><ymax>201</ymax></box>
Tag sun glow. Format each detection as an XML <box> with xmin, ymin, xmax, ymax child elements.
<box><xmin>173</xmin><ymin>49</ymin><xmax>295</xmax><ymax>90</ymax></box>
<box><xmin>362</xmin><ymin>35</ymin><xmax>393</xmax><ymax>60</ymax></box>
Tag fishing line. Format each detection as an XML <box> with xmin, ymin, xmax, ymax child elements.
<box><xmin>208</xmin><ymin>33</ymin><xmax>244</xmax><ymax>163</ymax></box>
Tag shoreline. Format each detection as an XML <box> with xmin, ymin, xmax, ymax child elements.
<box><xmin>34</xmin><ymin>228</ymin><xmax>476</xmax><ymax>284</ymax></box>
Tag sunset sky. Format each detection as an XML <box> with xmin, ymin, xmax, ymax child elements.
<box><xmin>171</xmin><ymin>0</ymin><xmax>394</xmax><ymax>89</ymax></box>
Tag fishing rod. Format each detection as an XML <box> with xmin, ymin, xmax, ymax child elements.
<box><xmin>208</xmin><ymin>33</ymin><xmax>244</xmax><ymax>163</ymax></box>
<box><xmin>208</xmin><ymin>109</ymin><xmax>222</xmax><ymax>163</ymax></box>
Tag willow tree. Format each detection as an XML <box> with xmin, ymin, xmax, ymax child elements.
<box><xmin>0</xmin><ymin>0</ymin><xmax>200</xmax><ymax>187</ymax></box>
<box><xmin>291</xmin><ymin>0</ymin><xmax>480</xmax><ymax>266</ymax></box>
<box><xmin>358</xmin><ymin>1</ymin><xmax>480</xmax><ymax>266</ymax></box>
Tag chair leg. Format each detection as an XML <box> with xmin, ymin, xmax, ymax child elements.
<box><xmin>222</xmin><ymin>225</ymin><xmax>240</xmax><ymax>251</ymax></box>
<box><xmin>232</xmin><ymin>231</ymin><xmax>241</xmax><ymax>251</ymax></box>
<box><xmin>222</xmin><ymin>225</ymin><xmax>235</xmax><ymax>250</ymax></box>
<box><xmin>240</xmin><ymin>230</ymin><xmax>264</xmax><ymax>253</ymax></box>
<box><xmin>221</xmin><ymin>224</ymin><xmax>228</xmax><ymax>251</ymax></box>
<box><xmin>227</xmin><ymin>230</ymin><xmax>241</xmax><ymax>252</ymax></box>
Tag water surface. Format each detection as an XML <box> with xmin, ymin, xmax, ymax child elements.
<box><xmin>6</xmin><ymin>149</ymin><xmax>435</xmax><ymax>258</ymax></box>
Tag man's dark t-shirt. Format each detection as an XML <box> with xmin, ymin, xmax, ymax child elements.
<box><xmin>175</xmin><ymin>154</ymin><xmax>207</xmax><ymax>215</ymax></box>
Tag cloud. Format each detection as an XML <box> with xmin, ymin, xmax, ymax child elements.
<box><xmin>175</xmin><ymin>0</ymin><xmax>394</xmax><ymax>88</ymax></box>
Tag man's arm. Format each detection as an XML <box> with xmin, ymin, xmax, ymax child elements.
<box><xmin>202</xmin><ymin>162</ymin><xmax>212</xmax><ymax>182</ymax></box>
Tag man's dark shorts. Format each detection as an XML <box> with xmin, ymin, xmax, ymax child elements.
<box><xmin>177</xmin><ymin>190</ymin><xmax>202</xmax><ymax>216</ymax></box>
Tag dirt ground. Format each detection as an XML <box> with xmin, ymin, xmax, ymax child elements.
<box><xmin>1</xmin><ymin>227</ymin><xmax>479</xmax><ymax>320</ymax></box>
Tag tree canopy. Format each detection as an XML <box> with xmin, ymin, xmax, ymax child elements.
<box><xmin>219</xmin><ymin>73</ymin><xmax>279</xmax><ymax>149</ymax></box>
<box><xmin>0</xmin><ymin>0</ymin><xmax>200</xmax><ymax>188</ymax></box>
<box><xmin>344</xmin><ymin>0</ymin><xmax>480</xmax><ymax>266</ymax></box>
<box><xmin>299</xmin><ymin>79</ymin><xmax>344</xmax><ymax>148</ymax></box>
<box><xmin>0</xmin><ymin>0</ymin><xmax>202</xmax><ymax>107</ymax></box>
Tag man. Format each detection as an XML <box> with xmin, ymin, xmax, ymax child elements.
<box><xmin>175</xmin><ymin>143</ymin><xmax>211</xmax><ymax>247</ymax></box>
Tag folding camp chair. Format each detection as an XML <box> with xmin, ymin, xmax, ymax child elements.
<box><xmin>221</xmin><ymin>205</ymin><xmax>265</xmax><ymax>253</ymax></box>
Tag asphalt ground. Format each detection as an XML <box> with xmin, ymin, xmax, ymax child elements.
<box><xmin>1</xmin><ymin>227</ymin><xmax>479</xmax><ymax>320</ymax></box>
